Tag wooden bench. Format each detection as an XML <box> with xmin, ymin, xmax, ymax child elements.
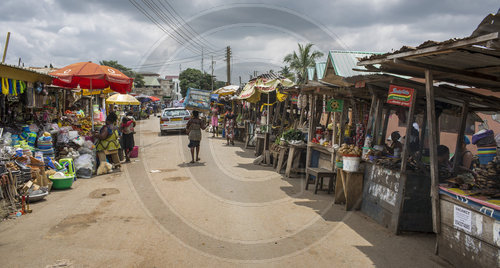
<box><xmin>305</xmin><ymin>167</ymin><xmax>335</xmax><ymax>194</ymax></box>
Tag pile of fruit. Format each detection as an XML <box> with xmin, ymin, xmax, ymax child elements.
<box><xmin>338</xmin><ymin>144</ymin><xmax>362</xmax><ymax>157</ymax></box>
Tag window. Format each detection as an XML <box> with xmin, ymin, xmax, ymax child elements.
<box><xmin>163</xmin><ymin>110</ymin><xmax>190</xmax><ymax>117</ymax></box>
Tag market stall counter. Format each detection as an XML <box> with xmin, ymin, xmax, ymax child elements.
<box><xmin>362</xmin><ymin>163</ymin><xmax>433</xmax><ymax>233</ymax></box>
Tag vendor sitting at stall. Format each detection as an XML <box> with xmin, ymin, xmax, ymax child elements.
<box><xmin>94</xmin><ymin>112</ymin><xmax>121</xmax><ymax>172</ymax></box>
<box><xmin>438</xmin><ymin>145</ymin><xmax>453</xmax><ymax>182</ymax></box>
<box><xmin>451</xmin><ymin>135</ymin><xmax>474</xmax><ymax>172</ymax></box>
<box><xmin>385</xmin><ymin>131</ymin><xmax>403</xmax><ymax>156</ymax></box>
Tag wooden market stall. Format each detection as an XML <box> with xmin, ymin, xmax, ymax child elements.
<box><xmin>358</xmin><ymin>28</ymin><xmax>500</xmax><ymax>268</ymax></box>
<box><xmin>301</xmin><ymin>80</ymin><xmax>372</xmax><ymax>199</ymax></box>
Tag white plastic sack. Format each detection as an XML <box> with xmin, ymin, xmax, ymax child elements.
<box><xmin>72</xmin><ymin>136</ymin><xmax>84</xmax><ymax>146</ymax></box>
<box><xmin>496</xmin><ymin>133</ymin><xmax>500</xmax><ymax>148</ymax></box>
<box><xmin>75</xmin><ymin>154</ymin><xmax>94</xmax><ymax>170</ymax></box>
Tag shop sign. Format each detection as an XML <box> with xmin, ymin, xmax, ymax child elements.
<box><xmin>387</xmin><ymin>85</ymin><xmax>414</xmax><ymax>107</ymax></box>
<box><xmin>326</xmin><ymin>99</ymin><xmax>343</xmax><ymax>112</ymax></box>
<box><xmin>210</xmin><ymin>94</ymin><xmax>219</xmax><ymax>102</ymax></box>
<box><xmin>454</xmin><ymin>205</ymin><xmax>472</xmax><ymax>232</ymax></box>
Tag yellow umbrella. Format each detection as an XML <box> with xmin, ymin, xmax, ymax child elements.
<box><xmin>106</xmin><ymin>93</ymin><xmax>141</xmax><ymax>105</ymax></box>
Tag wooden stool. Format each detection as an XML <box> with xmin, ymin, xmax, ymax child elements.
<box><xmin>98</xmin><ymin>150</ymin><xmax>121</xmax><ymax>170</ymax></box>
<box><xmin>305</xmin><ymin>167</ymin><xmax>335</xmax><ymax>194</ymax></box>
<box><xmin>334</xmin><ymin>168</ymin><xmax>364</xmax><ymax>210</ymax></box>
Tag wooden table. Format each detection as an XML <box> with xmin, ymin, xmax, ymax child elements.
<box><xmin>275</xmin><ymin>145</ymin><xmax>288</xmax><ymax>173</ymax></box>
<box><xmin>285</xmin><ymin>143</ymin><xmax>307</xmax><ymax>178</ymax></box>
<box><xmin>334</xmin><ymin>168</ymin><xmax>364</xmax><ymax>211</ymax></box>
<box><xmin>255</xmin><ymin>133</ymin><xmax>266</xmax><ymax>156</ymax></box>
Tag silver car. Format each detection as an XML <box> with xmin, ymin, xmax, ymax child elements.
<box><xmin>159</xmin><ymin>108</ymin><xmax>191</xmax><ymax>135</ymax></box>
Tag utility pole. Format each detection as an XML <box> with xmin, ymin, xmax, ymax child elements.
<box><xmin>2</xmin><ymin>32</ymin><xmax>11</xmax><ymax>64</ymax></box>
<box><xmin>226</xmin><ymin>46</ymin><xmax>231</xmax><ymax>85</ymax></box>
<box><xmin>201</xmin><ymin>47</ymin><xmax>204</xmax><ymax>73</ymax></box>
<box><xmin>211</xmin><ymin>55</ymin><xmax>214</xmax><ymax>91</ymax></box>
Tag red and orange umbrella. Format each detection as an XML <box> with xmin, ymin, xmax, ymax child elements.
<box><xmin>49</xmin><ymin>61</ymin><xmax>134</xmax><ymax>94</ymax></box>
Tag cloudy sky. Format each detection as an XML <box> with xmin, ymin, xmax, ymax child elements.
<box><xmin>1</xmin><ymin>0</ymin><xmax>498</xmax><ymax>83</ymax></box>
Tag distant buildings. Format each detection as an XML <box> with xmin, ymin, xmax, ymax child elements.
<box><xmin>133</xmin><ymin>73</ymin><xmax>180</xmax><ymax>100</ymax></box>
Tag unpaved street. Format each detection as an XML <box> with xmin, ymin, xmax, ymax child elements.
<box><xmin>0</xmin><ymin>118</ymin><xmax>449</xmax><ymax>267</ymax></box>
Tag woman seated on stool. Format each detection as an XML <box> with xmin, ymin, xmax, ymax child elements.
<box><xmin>94</xmin><ymin>112</ymin><xmax>121</xmax><ymax>172</ymax></box>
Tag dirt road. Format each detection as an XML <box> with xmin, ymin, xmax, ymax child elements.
<box><xmin>0</xmin><ymin>117</ymin><xmax>449</xmax><ymax>267</ymax></box>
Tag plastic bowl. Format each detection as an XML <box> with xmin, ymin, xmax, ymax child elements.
<box><xmin>49</xmin><ymin>175</ymin><xmax>74</xmax><ymax>190</ymax></box>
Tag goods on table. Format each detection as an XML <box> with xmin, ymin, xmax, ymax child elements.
<box><xmin>445</xmin><ymin>157</ymin><xmax>500</xmax><ymax>198</ymax></box>
<box><xmin>338</xmin><ymin>144</ymin><xmax>362</xmax><ymax>156</ymax></box>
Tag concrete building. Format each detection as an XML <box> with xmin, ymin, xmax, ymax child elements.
<box><xmin>164</xmin><ymin>75</ymin><xmax>181</xmax><ymax>100</ymax></box>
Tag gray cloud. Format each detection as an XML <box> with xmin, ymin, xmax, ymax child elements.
<box><xmin>0</xmin><ymin>0</ymin><xmax>498</xmax><ymax>82</ymax></box>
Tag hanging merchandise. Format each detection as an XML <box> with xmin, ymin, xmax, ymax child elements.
<box><xmin>1</xmin><ymin>78</ymin><xmax>26</xmax><ymax>96</ymax></box>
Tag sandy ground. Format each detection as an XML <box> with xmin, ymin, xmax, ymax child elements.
<box><xmin>0</xmin><ymin>117</ymin><xmax>451</xmax><ymax>268</ymax></box>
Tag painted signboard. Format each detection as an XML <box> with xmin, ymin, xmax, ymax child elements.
<box><xmin>326</xmin><ymin>99</ymin><xmax>343</xmax><ymax>112</ymax></box>
<box><xmin>184</xmin><ymin>88</ymin><xmax>211</xmax><ymax>111</ymax></box>
<box><xmin>387</xmin><ymin>85</ymin><xmax>414</xmax><ymax>107</ymax></box>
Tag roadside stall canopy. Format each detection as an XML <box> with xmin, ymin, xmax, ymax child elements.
<box><xmin>49</xmin><ymin>61</ymin><xmax>134</xmax><ymax>94</ymax></box>
<box><xmin>213</xmin><ymin>85</ymin><xmax>239</xmax><ymax>96</ymax></box>
<box><xmin>238</xmin><ymin>73</ymin><xmax>295</xmax><ymax>103</ymax></box>
<box><xmin>0</xmin><ymin>63</ymin><xmax>53</xmax><ymax>84</ymax></box>
<box><xmin>106</xmin><ymin>93</ymin><xmax>141</xmax><ymax>105</ymax></box>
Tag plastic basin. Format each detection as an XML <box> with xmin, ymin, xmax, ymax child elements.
<box><xmin>49</xmin><ymin>175</ymin><xmax>74</xmax><ymax>190</ymax></box>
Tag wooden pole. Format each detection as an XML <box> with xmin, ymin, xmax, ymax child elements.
<box><xmin>2</xmin><ymin>32</ymin><xmax>10</xmax><ymax>64</ymax></box>
<box><xmin>366</xmin><ymin>93</ymin><xmax>377</xmax><ymax>136</ymax></box>
<box><xmin>373</xmin><ymin>98</ymin><xmax>384</xmax><ymax>145</ymax></box>
<box><xmin>339</xmin><ymin>100</ymin><xmax>347</xmax><ymax>145</ymax></box>
<box><xmin>400</xmin><ymin>90</ymin><xmax>418</xmax><ymax>172</ymax></box>
<box><xmin>452</xmin><ymin>101</ymin><xmax>469</xmax><ymax>172</ymax></box>
<box><xmin>380</xmin><ymin>108</ymin><xmax>391</xmax><ymax>145</ymax></box>
<box><xmin>425</xmin><ymin>69</ymin><xmax>441</xmax><ymax>236</ymax></box>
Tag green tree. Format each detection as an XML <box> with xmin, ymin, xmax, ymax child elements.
<box><xmin>99</xmin><ymin>60</ymin><xmax>145</xmax><ymax>88</ymax></box>
<box><xmin>179</xmin><ymin>68</ymin><xmax>224</xmax><ymax>97</ymax></box>
<box><xmin>279</xmin><ymin>65</ymin><xmax>295</xmax><ymax>81</ymax></box>
<box><xmin>213</xmin><ymin>80</ymin><xmax>226</xmax><ymax>90</ymax></box>
<box><xmin>283</xmin><ymin>43</ymin><xmax>323</xmax><ymax>84</ymax></box>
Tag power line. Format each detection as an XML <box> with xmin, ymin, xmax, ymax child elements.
<box><xmin>128</xmin><ymin>0</ymin><xmax>202</xmax><ymax>55</ymax></box>
<box><xmin>156</xmin><ymin>0</ymin><xmax>219</xmax><ymax>52</ymax></box>
<box><xmin>142</xmin><ymin>0</ymin><xmax>214</xmax><ymax>53</ymax></box>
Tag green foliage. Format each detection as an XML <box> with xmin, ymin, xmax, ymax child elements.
<box><xmin>99</xmin><ymin>60</ymin><xmax>145</xmax><ymax>88</ymax></box>
<box><xmin>179</xmin><ymin>68</ymin><xmax>226</xmax><ymax>97</ymax></box>
<box><xmin>282</xmin><ymin>129</ymin><xmax>304</xmax><ymax>141</ymax></box>
<box><xmin>283</xmin><ymin>43</ymin><xmax>324</xmax><ymax>84</ymax></box>
<box><xmin>279</xmin><ymin>66</ymin><xmax>295</xmax><ymax>81</ymax></box>
<box><xmin>214</xmin><ymin>80</ymin><xmax>226</xmax><ymax>90</ymax></box>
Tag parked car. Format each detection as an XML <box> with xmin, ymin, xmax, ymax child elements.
<box><xmin>159</xmin><ymin>107</ymin><xmax>191</xmax><ymax>135</ymax></box>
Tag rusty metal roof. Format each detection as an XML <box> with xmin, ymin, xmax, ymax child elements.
<box><xmin>358</xmin><ymin>32</ymin><xmax>500</xmax><ymax>91</ymax></box>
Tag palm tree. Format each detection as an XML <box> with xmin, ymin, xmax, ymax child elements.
<box><xmin>279</xmin><ymin>65</ymin><xmax>295</xmax><ymax>81</ymax></box>
<box><xmin>283</xmin><ymin>43</ymin><xmax>324</xmax><ymax>84</ymax></box>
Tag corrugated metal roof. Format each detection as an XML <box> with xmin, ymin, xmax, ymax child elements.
<box><xmin>316</xmin><ymin>62</ymin><xmax>326</xmax><ymax>80</ymax></box>
<box><xmin>143</xmin><ymin>76</ymin><xmax>160</xmax><ymax>87</ymax></box>
<box><xmin>307</xmin><ymin>67</ymin><xmax>316</xmax><ymax>81</ymax></box>
<box><xmin>329</xmin><ymin>50</ymin><xmax>381</xmax><ymax>77</ymax></box>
